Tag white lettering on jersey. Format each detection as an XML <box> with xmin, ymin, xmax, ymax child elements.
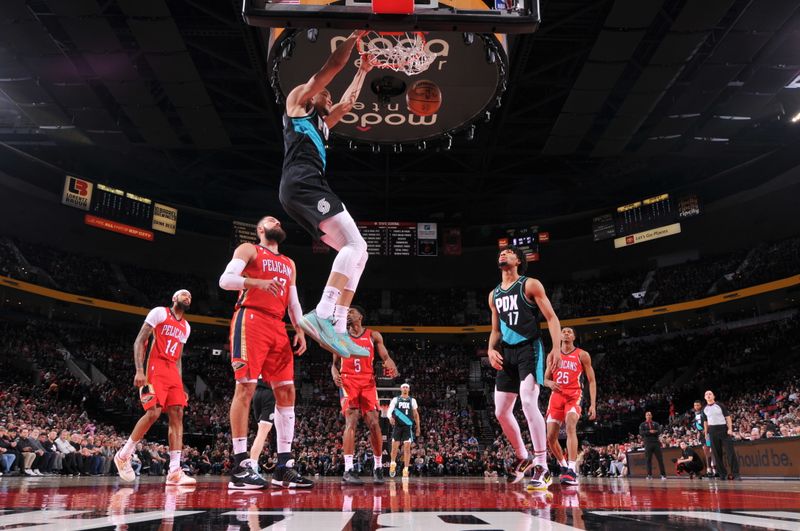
<box><xmin>160</xmin><ymin>324</ymin><xmax>188</xmax><ymax>344</ymax></box>
<box><xmin>494</xmin><ymin>294</ymin><xmax>519</xmax><ymax>313</ymax></box>
<box><xmin>261</xmin><ymin>259</ymin><xmax>292</xmax><ymax>277</ymax></box>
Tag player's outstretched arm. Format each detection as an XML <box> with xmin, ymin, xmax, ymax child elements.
<box><xmin>219</xmin><ymin>243</ymin><xmax>281</xmax><ymax>295</ymax></box>
<box><xmin>325</xmin><ymin>58</ymin><xmax>373</xmax><ymax>128</ymax></box>
<box><xmin>286</xmin><ymin>30</ymin><xmax>364</xmax><ymax>115</ymax></box>
<box><xmin>580</xmin><ymin>350</ymin><xmax>597</xmax><ymax>420</ymax></box>
<box><xmin>132</xmin><ymin>322</ymin><xmax>153</xmax><ymax>388</ymax></box>
<box><xmin>525</xmin><ymin>278</ymin><xmax>562</xmax><ymax>371</ymax></box>
<box><xmin>372</xmin><ymin>330</ymin><xmax>398</xmax><ymax>377</ymax></box>
<box><xmin>487</xmin><ymin>291</ymin><xmax>504</xmax><ymax>370</ymax></box>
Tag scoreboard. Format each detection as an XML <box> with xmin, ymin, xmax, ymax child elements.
<box><xmin>91</xmin><ymin>184</ymin><xmax>154</xmax><ymax>229</ymax></box>
<box><xmin>61</xmin><ymin>175</ymin><xmax>178</xmax><ymax>240</ymax></box>
<box><xmin>357</xmin><ymin>222</ymin><xmax>438</xmax><ymax>256</ymax></box>
<box><xmin>593</xmin><ymin>193</ymin><xmax>701</xmax><ymax>243</ymax></box>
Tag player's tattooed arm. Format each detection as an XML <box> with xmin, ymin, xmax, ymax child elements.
<box><xmin>133</xmin><ymin>322</ymin><xmax>153</xmax><ymax>387</ymax></box>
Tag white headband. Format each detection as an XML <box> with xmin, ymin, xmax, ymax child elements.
<box><xmin>401</xmin><ymin>384</ymin><xmax>410</xmax><ymax>389</ymax></box>
<box><xmin>172</xmin><ymin>289</ymin><xmax>191</xmax><ymax>300</ymax></box>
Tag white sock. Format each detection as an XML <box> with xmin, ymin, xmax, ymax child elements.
<box><xmin>568</xmin><ymin>460</ymin><xmax>576</xmax><ymax>471</ymax></box>
<box><xmin>342</xmin><ymin>494</ymin><xmax>353</xmax><ymax>512</ymax></box>
<box><xmin>334</xmin><ymin>305</ymin><xmax>349</xmax><ymax>334</ymax></box>
<box><xmin>559</xmin><ymin>458</ymin><xmax>567</xmax><ymax>468</ymax></box>
<box><xmin>344</xmin><ymin>454</ymin><xmax>354</xmax><ymax>472</ymax></box>
<box><xmin>119</xmin><ymin>438</ymin><xmax>138</xmax><ymax>459</ymax></box>
<box><xmin>274</xmin><ymin>406</ymin><xmax>295</xmax><ymax>454</ymax></box>
<box><xmin>374</xmin><ymin>455</ymin><xmax>382</xmax><ymax>469</ymax></box>
<box><xmin>169</xmin><ymin>450</ymin><xmax>181</xmax><ymax>473</ymax></box>
<box><xmin>316</xmin><ymin>287</ymin><xmax>340</xmax><ymax>319</ymax></box>
<box><xmin>533</xmin><ymin>450</ymin><xmax>547</xmax><ymax>468</ymax></box>
<box><xmin>233</xmin><ymin>437</ymin><xmax>247</xmax><ymax>455</ymax></box>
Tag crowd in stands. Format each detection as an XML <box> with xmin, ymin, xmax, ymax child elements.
<box><xmin>2</xmin><ymin>234</ymin><xmax>798</xmax><ymax>324</ymax></box>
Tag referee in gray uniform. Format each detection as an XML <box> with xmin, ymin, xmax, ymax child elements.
<box><xmin>702</xmin><ymin>390</ymin><xmax>740</xmax><ymax>480</ymax></box>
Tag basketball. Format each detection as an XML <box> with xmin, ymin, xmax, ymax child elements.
<box><xmin>406</xmin><ymin>80</ymin><xmax>442</xmax><ymax>116</ymax></box>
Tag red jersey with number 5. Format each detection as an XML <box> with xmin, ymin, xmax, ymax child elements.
<box><xmin>341</xmin><ymin>329</ymin><xmax>375</xmax><ymax>376</ymax></box>
<box><xmin>554</xmin><ymin>348</ymin><xmax>584</xmax><ymax>397</ymax></box>
<box><xmin>235</xmin><ymin>244</ymin><xmax>293</xmax><ymax>320</ymax></box>
<box><xmin>145</xmin><ymin>307</ymin><xmax>190</xmax><ymax>365</ymax></box>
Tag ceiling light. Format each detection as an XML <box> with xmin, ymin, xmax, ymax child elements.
<box><xmin>791</xmin><ymin>112</ymin><xmax>800</xmax><ymax>123</ymax></box>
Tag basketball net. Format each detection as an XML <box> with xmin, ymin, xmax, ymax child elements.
<box><xmin>357</xmin><ymin>32</ymin><xmax>437</xmax><ymax>76</ymax></box>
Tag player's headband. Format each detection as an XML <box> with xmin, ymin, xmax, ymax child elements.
<box><xmin>172</xmin><ymin>289</ymin><xmax>191</xmax><ymax>300</ymax></box>
<box><xmin>400</xmin><ymin>384</ymin><xmax>410</xmax><ymax>389</ymax></box>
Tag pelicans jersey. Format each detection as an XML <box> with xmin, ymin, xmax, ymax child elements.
<box><xmin>339</xmin><ymin>329</ymin><xmax>378</xmax><ymax>414</ymax></box>
<box><xmin>140</xmin><ymin>307</ymin><xmax>190</xmax><ymax>411</ymax></box>
<box><xmin>547</xmin><ymin>348</ymin><xmax>586</xmax><ymax>425</ymax></box>
<box><xmin>235</xmin><ymin>244</ymin><xmax>292</xmax><ymax>320</ymax></box>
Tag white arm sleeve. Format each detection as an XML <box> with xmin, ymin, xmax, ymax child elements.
<box><xmin>387</xmin><ymin>397</ymin><xmax>398</xmax><ymax>416</ymax></box>
<box><xmin>144</xmin><ymin>307</ymin><xmax>167</xmax><ymax>328</ymax></box>
<box><xmin>411</xmin><ymin>398</ymin><xmax>419</xmax><ymax>410</ymax></box>
<box><xmin>287</xmin><ymin>285</ymin><xmax>303</xmax><ymax>327</ymax></box>
<box><xmin>219</xmin><ymin>258</ymin><xmax>247</xmax><ymax>291</ymax></box>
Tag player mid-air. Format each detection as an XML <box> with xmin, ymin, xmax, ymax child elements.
<box><xmin>278</xmin><ymin>30</ymin><xmax>374</xmax><ymax>359</ymax></box>
<box><xmin>544</xmin><ymin>327</ymin><xmax>596</xmax><ymax>486</ymax></box>
<box><xmin>488</xmin><ymin>247</ymin><xmax>562</xmax><ymax>490</ymax></box>
<box><xmin>114</xmin><ymin>290</ymin><xmax>196</xmax><ymax>487</ymax></box>
<box><xmin>219</xmin><ymin>216</ymin><xmax>311</xmax><ymax>490</ymax></box>
<box><xmin>331</xmin><ymin>306</ymin><xmax>398</xmax><ymax>484</ymax></box>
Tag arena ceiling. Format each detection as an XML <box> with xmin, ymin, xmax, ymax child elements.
<box><xmin>2</xmin><ymin>0</ymin><xmax>800</xmax><ymax>230</ymax></box>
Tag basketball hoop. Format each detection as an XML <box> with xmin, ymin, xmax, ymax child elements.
<box><xmin>357</xmin><ymin>31</ymin><xmax>437</xmax><ymax>76</ymax></box>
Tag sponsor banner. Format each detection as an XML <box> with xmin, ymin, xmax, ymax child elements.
<box><xmin>152</xmin><ymin>202</ymin><xmax>178</xmax><ymax>234</ymax></box>
<box><xmin>443</xmin><ymin>227</ymin><xmax>461</xmax><ymax>256</ymax></box>
<box><xmin>497</xmin><ymin>237</ymin><xmax>509</xmax><ymax>248</ymax></box>
<box><xmin>614</xmin><ymin>222</ymin><xmax>681</xmax><ymax>249</ymax></box>
<box><xmin>85</xmin><ymin>214</ymin><xmax>154</xmax><ymax>241</ymax></box>
<box><xmin>538</xmin><ymin>231</ymin><xmax>550</xmax><ymax>243</ymax></box>
<box><xmin>417</xmin><ymin>222</ymin><xmax>437</xmax><ymax>240</ymax></box>
<box><xmin>627</xmin><ymin>436</ymin><xmax>800</xmax><ymax>478</ymax></box>
<box><xmin>62</xmin><ymin>175</ymin><xmax>93</xmax><ymax>211</ymax></box>
<box><xmin>526</xmin><ymin>252</ymin><xmax>540</xmax><ymax>262</ymax></box>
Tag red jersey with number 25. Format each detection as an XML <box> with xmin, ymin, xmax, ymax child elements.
<box><xmin>341</xmin><ymin>329</ymin><xmax>375</xmax><ymax>376</ymax></box>
<box><xmin>235</xmin><ymin>244</ymin><xmax>293</xmax><ymax>320</ymax></box>
<box><xmin>145</xmin><ymin>307</ymin><xmax>191</xmax><ymax>365</ymax></box>
<box><xmin>553</xmin><ymin>348</ymin><xmax>584</xmax><ymax>397</ymax></box>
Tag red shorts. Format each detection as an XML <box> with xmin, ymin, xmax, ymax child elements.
<box><xmin>546</xmin><ymin>391</ymin><xmax>582</xmax><ymax>425</ymax></box>
<box><xmin>230</xmin><ymin>308</ymin><xmax>293</xmax><ymax>383</ymax></box>
<box><xmin>140</xmin><ymin>362</ymin><xmax>186</xmax><ymax>411</ymax></box>
<box><xmin>340</xmin><ymin>373</ymin><xmax>378</xmax><ymax>415</ymax></box>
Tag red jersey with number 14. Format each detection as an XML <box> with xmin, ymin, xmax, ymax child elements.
<box><xmin>341</xmin><ymin>329</ymin><xmax>375</xmax><ymax>376</ymax></box>
<box><xmin>145</xmin><ymin>307</ymin><xmax>190</xmax><ymax>365</ymax></box>
<box><xmin>554</xmin><ymin>348</ymin><xmax>584</xmax><ymax>397</ymax></box>
<box><xmin>235</xmin><ymin>244</ymin><xmax>293</xmax><ymax>320</ymax></box>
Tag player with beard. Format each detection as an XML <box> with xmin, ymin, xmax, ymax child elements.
<box><xmin>488</xmin><ymin>247</ymin><xmax>562</xmax><ymax>491</ymax></box>
<box><xmin>279</xmin><ymin>31</ymin><xmax>374</xmax><ymax>360</ymax></box>
<box><xmin>219</xmin><ymin>216</ymin><xmax>310</xmax><ymax>489</ymax></box>
<box><xmin>114</xmin><ymin>290</ymin><xmax>196</xmax><ymax>487</ymax></box>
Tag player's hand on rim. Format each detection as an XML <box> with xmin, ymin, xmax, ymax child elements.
<box><xmin>488</xmin><ymin>348</ymin><xmax>503</xmax><ymax>370</ymax></box>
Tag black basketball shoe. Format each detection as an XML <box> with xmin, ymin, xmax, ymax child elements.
<box><xmin>228</xmin><ymin>462</ymin><xmax>267</xmax><ymax>490</ymax></box>
<box><xmin>272</xmin><ymin>464</ymin><xmax>314</xmax><ymax>488</ymax></box>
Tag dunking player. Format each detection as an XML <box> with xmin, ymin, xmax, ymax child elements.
<box><xmin>279</xmin><ymin>30</ymin><xmax>374</xmax><ymax>358</ymax></box>
<box><xmin>544</xmin><ymin>327</ymin><xmax>596</xmax><ymax>486</ymax></box>
<box><xmin>218</xmin><ymin>216</ymin><xmax>311</xmax><ymax>489</ymax></box>
<box><xmin>388</xmin><ymin>383</ymin><xmax>420</xmax><ymax>479</ymax></box>
<box><xmin>114</xmin><ymin>290</ymin><xmax>196</xmax><ymax>487</ymax></box>
<box><xmin>331</xmin><ymin>306</ymin><xmax>398</xmax><ymax>484</ymax></box>
<box><xmin>488</xmin><ymin>247</ymin><xmax>562</xmax><ymax>490</ymax></box>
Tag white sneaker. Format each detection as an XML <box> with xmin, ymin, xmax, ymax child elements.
<box><xmin>33</xmin><ymin>470</ymin><xmax>42</xmax><ymax>476</ymax></box>
<box><xmin>166</xmin><ymin>469</ymin><xmax>197</xmax><ymax>486</ymax></box>
<box><xmin>114</xmin><ymin>451</ymin><xmax>136</xmax><ymax>482</ymax></box>
<box><xmin>24</xmin><ymin>469</ymin><xmax>33</xmax><ymax>476</ymax></box>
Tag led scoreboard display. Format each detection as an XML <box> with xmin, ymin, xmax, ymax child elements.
<box><xmin>91</xmin><ymin>184</ymin><xmax>154</xmax><ymax>229</ymax></box>
<box><xmin>592</xmin><ymin>193</ymin><xmax>701</xmax><ymax>247</ymax></box>
<box><xmin>357</xmin><ymin>222</ymin><xmax>438</xmax><ymax>256</ymax></box>
<box><xmin>61</xmin><ymin>176</ymin><xmax>178</xmax><ymax>240</ymax></box>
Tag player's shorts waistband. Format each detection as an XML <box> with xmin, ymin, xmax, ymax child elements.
<box><xmin>235</xmin><ymin>306</ymin><xmax>285</xmax><ymax>321</ymax></box>
<box><xmin>501</xmin><ymin>338</ymin><xmax>539</xmax><ymax>349</ymax></box>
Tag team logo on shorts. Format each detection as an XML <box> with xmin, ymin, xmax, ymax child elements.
<box><xmin>140</xmin><ymin>392</ymin><xmax>155</xmax><ymax>404</ymax></box>
<box><xmin>232</xmin><ymin>361</ymin><xmax>247</xmax><ymax>371</ymax></box>
<box><xmin>317</xmin><ymin>198</ymin><xmax>330</xmax><ymax>214</ymax></box>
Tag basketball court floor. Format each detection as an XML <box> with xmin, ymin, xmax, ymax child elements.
<box><xmin>1</xmin><ymin>476</ymin><xmax>798</xmax><ymax>530</ymax></box>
